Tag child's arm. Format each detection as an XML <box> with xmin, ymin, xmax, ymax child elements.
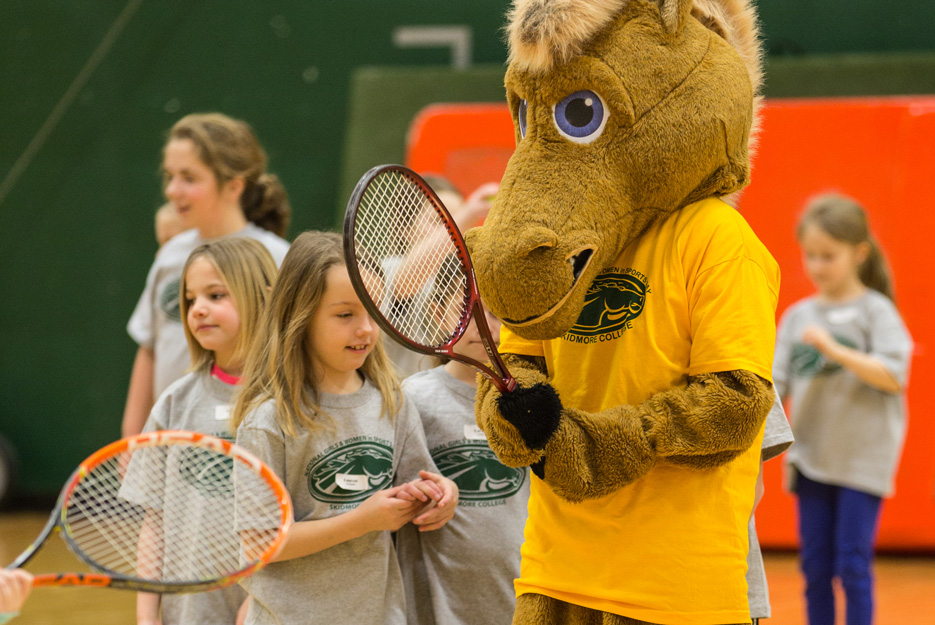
<box><xmin>122</xmin><ymin>346</ymin><xmax>156</xmax><ymax>437</ymax></box>
<box><xmin>135</xmin><ymin>508</ymin><xmax>164</xmax><ymax>625</ymax></box>
<box><xmin>410</xmin><ymin>471</ymin><xmax>458</xmax><ymax>532</ymax></box>
<box><xmin>802</xmin><ymin>324</ymin><xmax>902</xmax><ymax>393</ymax></box>
<box><xmin>136</xmin><ymin>593</ymin><xmax>162</xmax><ymax>625</ymax></box>
<box><xmin>0</xmin><ymin>569</ymin><xmax>33</xmax><ymax>622</ymax></box>
<box><xmin>270</xmin><ymin>486</ymin><xmax>423</xmax><ymax>562</ymax></box>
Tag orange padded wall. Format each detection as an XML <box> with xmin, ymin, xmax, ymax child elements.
<box><xmin>406</xmin><ymin>97</ymin><xmax>935</xmax><ymax>551</ymax></box>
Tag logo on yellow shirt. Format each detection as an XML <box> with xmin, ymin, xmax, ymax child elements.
<box><xmin>564</xmin><ymin>268</ymin><xmax>649</xmax><ymax>341</ymax></box>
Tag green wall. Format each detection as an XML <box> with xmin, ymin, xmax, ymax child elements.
<box><xmin>1</xmin><ymin>1</ymin><xmax>933</xmax><ymax>496</ymax></box>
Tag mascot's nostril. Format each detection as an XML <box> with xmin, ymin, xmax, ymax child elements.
<box><xmin>570</xmin><ymin>249</ymin><xmax>593</xmax><ymax>280</ymax></box>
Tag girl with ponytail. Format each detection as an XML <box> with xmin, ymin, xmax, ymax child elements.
<box><xmin>122</xmin><ymin>113</ymin><xmax>292</xmax><ymax>438</ymax></box>
<box><xmin>774</xmin><ymin>192</ymin><xmax>913</xmax><ymax>625</ymax></box>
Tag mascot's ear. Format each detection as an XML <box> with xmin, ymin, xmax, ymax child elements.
<box><xmin>689</xmin><ymin>0</ymin><xmax>764</xmax><ymax>97</ymax></box>
<box><xmin>689</xmin><ymin>0</ymin><xmax>765</xmax><ymax>195</ymax></box>
<box><xmin>656</xmin><ymin>0</ymin><xmax>694</xmax><ymax>34</ymax></box>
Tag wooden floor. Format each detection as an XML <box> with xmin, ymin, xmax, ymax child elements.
<box><xmin>2</xmin><ymin>510</ymin><xmax>933</xmax><ymax>624</ymax></box>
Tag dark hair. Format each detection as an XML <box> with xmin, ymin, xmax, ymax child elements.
<box><xmin>797</xmin><ymin>192</ymin><xmax>895</xmax><ymax>302</ymax></box>
<box><xmin>168</xmin><ymin>113</ymin><xmax>291</xmax><ymax>237</ymax></box>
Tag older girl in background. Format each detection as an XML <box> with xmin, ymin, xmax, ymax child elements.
<box><xmin>123</xmin><ymin>113</ymin><xmax>291</xmax><ymax>438</ymax></box>
<box><xmin>232</xmin><ymin>231</ymin><xmax>457</xmax><ymax>625</ymax></box>
<box><xmin>774</xmin><ymin>193</ymin><xmax>913</xmax><ymax>625</ymax></box>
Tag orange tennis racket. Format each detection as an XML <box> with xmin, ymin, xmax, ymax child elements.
<box><xmin>6</xmin><ymin>430</ymin><xmax>292</xmax><ymax>593</ymax></box>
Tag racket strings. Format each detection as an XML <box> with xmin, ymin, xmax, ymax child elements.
<box><xmin>354</xmin><ymin>170</ymin><xmax>471</xmax><ymax>348</ymax></box>
<box><xmin>63</xmin><ymin>444</ymin><xmax>282</xmax><ymax>584</ymax></box>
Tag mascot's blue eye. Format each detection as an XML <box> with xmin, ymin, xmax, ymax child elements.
<box><xmin>552</xmin><ymin>90</ymin><xmax>608</xmax><ymax>144</ymax></box>
<box><xmin>518</xmin><ymin>99</ymin><xmax>528</xmax><ymax>138</ymax></box>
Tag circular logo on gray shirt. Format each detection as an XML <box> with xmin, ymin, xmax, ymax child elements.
<box><xmin>159</xmin><ymin>277</ymin><xmax>183</xmax><ymax>323</ymax></box>
<box><xmin>433</xmin><ymin>443</ymin><xmax>526</xmax><ymax>501</ymax></box>
<box><xmin>306</xmin><ymin>441</ymin><xmax>394</xmax><ymax>503</ymax></box>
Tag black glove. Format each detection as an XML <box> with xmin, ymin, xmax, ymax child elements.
<box><xmin>496</xmin><ymin>382</ymin><xmax>562</xmax><ymax>450</ymax></box>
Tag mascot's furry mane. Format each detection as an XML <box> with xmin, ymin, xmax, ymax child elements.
<box><xmin>507</xmin><ymin>0</ymin><xmax>764</xmax><ymax>173</ymax></box>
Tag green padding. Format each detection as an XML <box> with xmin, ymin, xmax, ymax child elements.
<box><xmin>337</xmin><ymin>65</ymin><xmax>508</xmax><ymax>223</ymax></box>
<box><xmin>765</xmin><ymin>52</ymin><xmax>935</xmax><ymax>98</ymax></box>
<box><xmin>338</xmin><ymin>53</ymin><xmax>935</xmax><ymax>223</ymax></box>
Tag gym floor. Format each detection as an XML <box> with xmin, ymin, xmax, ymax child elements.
<box><xmin>1</xmin><ymin>510</ymin><xmax>933</xmax><ymax>624</ymax></box>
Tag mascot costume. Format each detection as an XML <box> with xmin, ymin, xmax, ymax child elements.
<box><xmin>465</xmin><ymin>0</ymin><xmax>779</xmax><ymax>623</ymax></box>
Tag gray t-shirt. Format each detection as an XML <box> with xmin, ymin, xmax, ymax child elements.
<box><xmin>746</xmin><ymin>395</ymin><xmax>794</xmax><ymax>619</ymax></box>
<box><xmin>397</xmin><ymin>367</ymin><xmax>530</xmax><ymax>625</ymax></box>
<box><xmin>128</xmin><ymin>369</ymin><xmax>247</xmax><ymax>625</ymax></box>
<box><xmin>234</xmin><ymin>379</ymin><xmax>438</xmax><ymax>625</ymax></box>
<box><xmin>127</xmin><ymin>224</ymin><xmax>290</xmax><ymax>399</ymax></box>
<box><xmin>773</xmin><ymin>290</ymin><xmax>912</xmax><ymax>497</ymax></box>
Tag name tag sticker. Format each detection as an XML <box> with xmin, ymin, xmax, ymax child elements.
<box><xmin>464</xmin><ymin>424</ymin><xmax>487</xmax><ymax>441</ymax></box>
<box><xmin>826</xmin><ymin>307</ymin><xmax>859</xmax><ymax>325</ymax></box>
<box><xmin>215</xmin><ymin>406</ymin><xmax>231</xmax><ymax>421</ymax></box>
<box><xmin>336</xmin><ymin>473</ymin><xmax>369</xmax><ymax>491</ymax></box>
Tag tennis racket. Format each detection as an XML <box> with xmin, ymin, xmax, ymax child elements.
<box><xmin>6</xmin><ymin>430</ymin><xmax>292</xmax><ymax>592</ymax></box>
<box><xmin>343</xmin><ymin>164</ymin><xmax>516</xmax><ymax>393</ymax></box>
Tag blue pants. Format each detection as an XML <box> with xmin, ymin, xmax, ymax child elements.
<box><xmin>795</xmin><ymin>472</ymin><xmax>883</xmax><ymax>625</ymax></box>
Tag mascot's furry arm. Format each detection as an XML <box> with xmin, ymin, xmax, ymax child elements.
<box><xmin>475</xmin><ymin>354</ymin><xmax>773</xmax><ymax>502</ymax></box>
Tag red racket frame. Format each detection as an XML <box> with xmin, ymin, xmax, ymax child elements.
<box><xmin>343</xmin><ymin>164</ymin><xmax>516</xmax><ymax>392</ymax></box>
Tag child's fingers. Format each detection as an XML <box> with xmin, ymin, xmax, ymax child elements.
<box><xmin>407</xmin><ymin>478</ymin><xmax>443</xmax><ymax>501</ymax></box>
<box><xmin>419</xmin><ymin>471</ymin><xmax>455</xmax><ymax>506</ymax></box>
<box><xmin>414</xmin><ymin>506</ymin><xmax>455</xmax><ymax>531</ymax></box>
<box><xmin>397</xmin><ymin>481</ymin><xmax>431</xmax><ymax>502</ymax></box>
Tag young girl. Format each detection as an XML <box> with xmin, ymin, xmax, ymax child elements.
<box><xmin>123</xmin><ymin>112</ymin><xmax>292</xmax><ymax>438</ymax></box>
<box><xmin>396</xmin><ymin>304</ymin><xmax>530</xmax><ymax>625</ymax></box>
<box><xmin>133</xmin><ymin>237</ymin><xmax>278</xmax><ymax>625</ymax></box>
<box><xmin>231</xmin><ymin>231</ymin><xmax>458</xmax><ymax>625</ymax></box>
<box><xmin>773</xmin><ymin>193</ymin><xmax>913</xmax><ymax>625</ymax></box>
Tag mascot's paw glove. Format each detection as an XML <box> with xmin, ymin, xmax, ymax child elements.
<box><xmin>496</xmin><ymin>382</ymin><xmax>562</xmax><ymax>450</ymax></box>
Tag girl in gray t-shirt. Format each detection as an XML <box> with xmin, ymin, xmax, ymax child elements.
<box><xmin>774</xmin><ymin>194</ymin><xmax>912</xmax><ymax>625</ymax></box>
<box><xmin>397</xmin><ymin>305</ymin><xmax>530</xmax><ymax>625</ymax></box>
<box><xmin>126</xmin><ymin>237</ymin><xmax>280</xmax><ymax>625</ymax></box>
<box><xmin>231</xmin><ymin>232</ymin><xmax>459</xmax><ymax>625</ymax></box>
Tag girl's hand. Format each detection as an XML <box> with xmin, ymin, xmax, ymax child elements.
<box><xmin>354</xmin><ymin>486</ymin><xmax>423</xmax><ymax>533</ymax></box>
<box><xmin>397</xmin><ymin>478</ymin><xmax>443</xmax><ymax>504</ymax></box>
<box><xmin>453</xmin><ymin>182</ymin><xmax>498</xmax><ymax>232</ymax></box>
<box><xmin>0</xmin><ymin>569</ymin><xmax>32</xmax><ymax>615</ymax></box>
<box><xmin>801</xmin><ymin>324</ymin><xmax>836</xmax><ymax>356</ymax></box>
<box><xmin>411</xmin><ymin>471</ymin><xmax>459</xmax><ymax>532</ymax></box>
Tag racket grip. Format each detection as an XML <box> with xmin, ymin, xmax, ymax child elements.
<box><xmin>496</xmin><ymin>382</ymin><xmax>562</xmax><ymax>450</ymax></box>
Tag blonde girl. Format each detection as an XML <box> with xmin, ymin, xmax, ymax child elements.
<box><xmin>132</xmin><ymin>237</ymin><xmax>278</xmax><ymax>625</ymax></box>
<box><xmin>232</xmin><ymin>231</ymin><xmax>457</xmax><ymax>625</ymax></box>
<box><xmin>123</xmin><ymin>113</ymin><xmax>292</xmax><ymax>438</ymax></box>
<box><xmin>773</xmin><ymin>193</ymin><xmax>913</xmax><ymax>625</ymax></box>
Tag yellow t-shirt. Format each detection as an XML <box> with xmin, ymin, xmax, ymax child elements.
<box><xmin>501</xmin><ymin>198</ymin><xmax>779</xmax><ymax>625</ymax></box>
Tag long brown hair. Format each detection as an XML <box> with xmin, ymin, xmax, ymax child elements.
<box><xmin>797</xmin><ymin>192</ymin><xmax>895</xmax><ymax>302</ymax></box>
<box><xmin>231</xmin><ymin>231</ymin><xmax>401</xmax><ymax>436</ymax></box>
<box><xmin>168</xmin><ymin>113</ymin><xmax>291</xmax><ymax>237</ymax></box>
<box><xmin>180</xmin><ymin>238</ymin><xmax>278</xmax><ymax>373</ymax></box>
